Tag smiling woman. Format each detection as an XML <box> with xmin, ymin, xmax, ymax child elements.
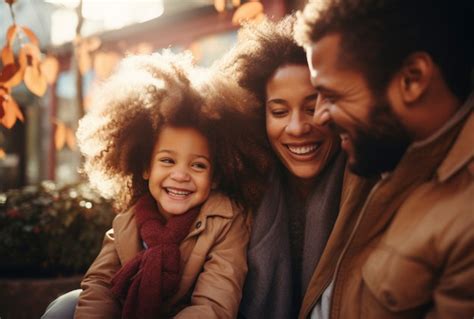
<box><xmin>265</xmin><ymin>64</ymin><xmax>338</xmax><ymax>182</ymax></box>
<box><xmin>213</xmin><ymin>16</ymin><xmax>357</xmax><ymax>318</ymax></box>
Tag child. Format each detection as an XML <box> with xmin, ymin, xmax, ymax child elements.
<box><xmin>71</xmin><ymin>51</ymin><xmax>267</xmax><ymax>319</ymax></box>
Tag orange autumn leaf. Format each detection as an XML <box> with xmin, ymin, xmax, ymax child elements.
<box><xmin>0</xmin><ymin>97</ymin><xmax>4</xmax><ymax>119</ymax></box>
<box><xmin>214</xmin><ymin>0</ymin><xmax>226</xmax><ymax>12</ymax></box>
<box><xmin>55</xmin><ymin>122</ymin><xmax>67</xmax><ymax>150</ymax></box>
<box><xmin>24</xmin><ymin>65</ymin><xmax>47</xmax><ymax>96</ymax></box>
<box><xmin>1</xmin><ymin>46</ymin><xmax>15</xmax><ymax>65</ymax></box>
<box><xmin>19</xmin><ymin>43</ymin><xmax>47</xmax><ymax>96</ymax></box>
<box><xmin>6</xmin><ymin>25</ymin><xmax>17</xmax><ymax>47</ymax></box>
<box><xmin>66</xmin><ymin>128</ymin><xmax>76</xmax><ymax>150</ymax></box>
<box><xmin>86</xmin><ymin>37</ymin><xmax>102</xmax><ymax>52</ymax></box>
<box><xmin>0</xmin><ymin>85</ymin><xmax>9</xmax><ymax>94</ymax></box>
<box><xmin>253</xmin><ymin>12</ymin><xmax>266</xmax><ymax>23</ymax></box>
<box><xmin>20</xmin><ymin>26</ymin><xmax>40</xmax><ymax>47</ymax></box>
<box><xmin>0</xmin><ymin>63</ymin><xmax>22</xmax><ymax>88</ymax></box>
<box><xmin>232</xmin><ymin>1</ymin><xmax>264</xmax><ymax>25</ymax></box>
<box><xmin>0</xmin><ymin>94</ymin><xmax>24</xmax><ymax>129</ymax></box>
<box><xmin>6</xmin><ymin>0</ymin><xmax>16</xmax><ymax>5</ymax></box>
<box><xmin>40</xmin><ymin>55</ymin><xmax>59</xmax><ymax>85</ymax></box>
<box><xmin>19</xmin><ymin>43</ymin><xmax>42</xmax><ymax>66</ymax></box>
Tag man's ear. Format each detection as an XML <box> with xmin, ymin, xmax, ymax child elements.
<box><xmin>397</xmin><ymin>52</ymin><xmax>433</xmax><ymax>104</ymax></box>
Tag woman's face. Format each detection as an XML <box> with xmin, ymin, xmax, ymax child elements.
<box><xmin>265</xmin><ymin>64</ymin><xmax>339</xmax><ymax>180</ymax></box>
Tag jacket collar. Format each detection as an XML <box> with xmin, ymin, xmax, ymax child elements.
<box><xmin>113</xmin><ymin>192</ymin><xmax>235</xmax><ymax>263</ymax></box>
<box><xmin>184</xmin><ymin>191</ymin><xmax>235</xmax><ymax>239</ymax></box>
<box><xmin>437</xmin><ymin>111</ymin><xmax>474</xmax><ymax>182</ymax></box>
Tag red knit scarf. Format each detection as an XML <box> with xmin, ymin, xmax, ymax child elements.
<box><xmin>111</xmin><ymin>194</ymin><xmax>200</xmax><ymax>319</ymax></box>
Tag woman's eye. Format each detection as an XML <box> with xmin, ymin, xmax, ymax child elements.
<box><xmin>270</xmin><ymin>109</ymin><xmax>288</xmax><ymax>117</ymax></box>
<box><xmin>305</xmin><ymin>106</ymin><xmax>315</xmax><ymax>115</ymax></box>
<box><xmin>159</xmin><ymin>158</ymin><xmax>174</xmax><ymax>165</ymax></box>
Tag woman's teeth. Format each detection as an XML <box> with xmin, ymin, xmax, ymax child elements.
<box><xmin>287</xmin><ymin>144</ymin><xmax>319</xmax><ymax>155</ymax></box>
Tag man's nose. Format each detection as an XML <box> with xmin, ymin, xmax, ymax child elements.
<box><xmin>313</xmin><ymin>107</ymin><xmax>331</xmax><ymax>126</ymax></box>
<box><xmin>313</xmin><ymin>96</ymin><xmax>331</xmax><ymax>126</ymax></box>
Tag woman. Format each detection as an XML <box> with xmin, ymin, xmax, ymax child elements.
<box><xmin>214</xmin><ymin>17</ymin><xmax>374</xmax><ymax>318</ymax></box>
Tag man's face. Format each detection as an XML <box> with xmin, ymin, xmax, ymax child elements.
<box><xmin>306</xmin><ymin>33</ymin><xmax>411</xmax><ymax>177</ymax></box>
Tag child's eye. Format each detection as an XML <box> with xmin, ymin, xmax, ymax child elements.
<box><xmin>191</xmin><ymin>162</ymin><xmax>208</xmax><ymax>170</ymax></box>
<box><xmin>159</xmin><ymin>157</ymin><xmax>174</xmax><ymax>165</ymax></box>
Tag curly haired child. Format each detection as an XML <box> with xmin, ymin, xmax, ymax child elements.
<box><xmin>59</xmin><ymin>51</ymin><xmax>269</xmax><ymax>319</ymax></box>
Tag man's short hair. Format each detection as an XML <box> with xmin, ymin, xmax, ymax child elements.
<box><xmin>295</xmin><ymin>0</ymin><xmax>474</xmax><ymax>99</ymax></box>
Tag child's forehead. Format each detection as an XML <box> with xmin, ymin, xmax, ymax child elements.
<box><xmin>152</xmin><ymin>125</ymin><xmax>211</xmax><ymax>157</ymax></box>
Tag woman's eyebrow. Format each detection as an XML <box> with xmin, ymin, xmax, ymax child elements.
<box><xmin>303</xmin><ymin>92</ymin><xmax>319</xmax><ymax>103</ymax></box>
<box><xmin>266</xmin><ymin>98</ymin><xmax>288</xmax><ymax>105</ymax></box>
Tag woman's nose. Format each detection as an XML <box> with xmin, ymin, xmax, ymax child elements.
<box><xmin>170</xmin><ymin>169</ymin><xmax>191</xmax><ymax>182</ymax></box>
<box><xmin>285</xmin><ymin>113</ymin><xmax>310</xmax><ymax>136</ymax></box>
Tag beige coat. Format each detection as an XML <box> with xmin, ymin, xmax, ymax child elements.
<box><xmin>301</xmin><ymin>110</ymin><xmax>474</xmax><ymax>319</ymax></box>
<box><xmin>75</xmin><ymin>192</ymin><xmax>250</xmax><ymax>319</ymax></box>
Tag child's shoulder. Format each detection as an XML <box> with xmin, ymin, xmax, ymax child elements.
<box><xmin>200</xmin><ymin>192</ymin><xmax>243</xmax><ymax>219</ymax></box>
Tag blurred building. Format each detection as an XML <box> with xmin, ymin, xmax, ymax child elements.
<box><xmin>0</xmin><ymin>0</ymin><xmax>291</xmax><ymax>191</ymax></box>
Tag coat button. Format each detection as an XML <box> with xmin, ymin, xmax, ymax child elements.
<box><xmin>195</xmin><ymin>221</ymin><xmax>202</xmax><ymax>229</ymax></box>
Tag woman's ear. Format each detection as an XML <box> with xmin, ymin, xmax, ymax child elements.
<box><xmin>398</xmin><ymin>52</ymin><xmax>433</xmax><ymax>104</ymax></box>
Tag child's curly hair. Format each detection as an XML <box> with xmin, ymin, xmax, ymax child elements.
<box><xmin>77</xmin><ymin>51</ymin><xmax>271</xmax><ymax>212</ymax></box>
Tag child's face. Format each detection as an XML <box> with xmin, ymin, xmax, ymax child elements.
<box><xmin>143</xmin><ymin>126</ymin><xmax>213</xmax><ymax>220</ymax></box>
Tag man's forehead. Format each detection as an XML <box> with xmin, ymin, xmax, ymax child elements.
<box><xmin>306</xmin><ymin>34</ymin><xmax>342</xmax><ymax>70</ymax></box>
<box><xmin>305</xmin><ymin>33</ymin><xmax>346</xmax><ymax>88</ymax></box>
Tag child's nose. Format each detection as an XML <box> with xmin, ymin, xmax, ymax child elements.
<box><xmin>170</xmin><ymin>170</ymin><xmax>191</xmax><ymax>182</ymax></box>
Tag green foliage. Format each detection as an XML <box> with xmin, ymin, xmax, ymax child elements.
<box><xmin>0</xmin><ymin>181</ymin><xmax>115</xmax><ymax>277</ymax></box>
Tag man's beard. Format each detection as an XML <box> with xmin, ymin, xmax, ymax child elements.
<box><xmin>348</xmin><ymin>102</ymin><xmax>412</xmax><ymax>177</ymax></box>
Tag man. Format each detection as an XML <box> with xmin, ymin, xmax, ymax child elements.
<box><xmin>295</xmin><ymin>0</ymin><xmax>474</xmax><ymax>318</ymax></box>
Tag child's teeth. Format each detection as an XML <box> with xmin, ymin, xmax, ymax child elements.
<box><xmin>167</xmin><ymin>188</ymin><xmax>191</xmax><ymax>196</ymax></box>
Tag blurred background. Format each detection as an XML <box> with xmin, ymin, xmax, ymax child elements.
<box><xmin>0</xmin><ymin>0</ymin><xmax>306</xmax><ymax>190</ymax></box>
<box><xmin>0</xmin><ymin>1</ymin><xmax>305</xmax><ymax>318</ymax></box>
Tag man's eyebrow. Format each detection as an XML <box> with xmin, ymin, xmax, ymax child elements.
<box><xmin>314</xmin><ymin>85</ymin><xmax>339</xmax><ymax>96</ymax></box>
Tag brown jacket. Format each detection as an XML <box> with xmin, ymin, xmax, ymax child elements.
<box><xmin>301</xmin><ymin>109</ymin><xmax>474</xmax><ymax>319</ymax></box>
<box><xmin>75</xmin><ymin>192</ymin><xmax>250</xmax><ymax>319</ymax></box>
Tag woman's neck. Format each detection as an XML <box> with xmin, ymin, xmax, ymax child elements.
<box><xmin>284</xmin><ymin>172</ymin><xmax>317</xmax><ymax>201</ymax></box>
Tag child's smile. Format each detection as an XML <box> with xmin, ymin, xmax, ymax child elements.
<box><xmin>143</xmin><ymin>126</ymin><xmax>213</xmax><ymax>220</ymax></box>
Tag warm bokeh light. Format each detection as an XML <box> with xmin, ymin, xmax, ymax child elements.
<box><xmin>46</xmin><ymin>0</ymin><xmax>164</xmax><ymax>45</ymax></box>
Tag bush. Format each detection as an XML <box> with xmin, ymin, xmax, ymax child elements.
<box><xmin>0</xmin><ymin>181</ymin><xmax>115</xmax><ymax>278</ymax></box>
